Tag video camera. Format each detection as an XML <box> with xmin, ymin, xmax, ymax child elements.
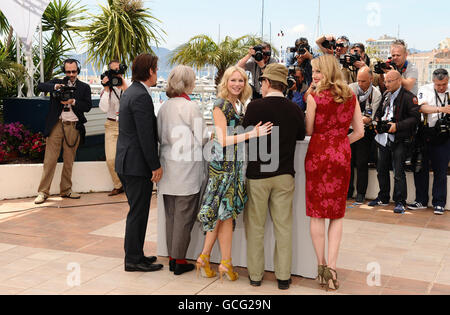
<box><xmin>252</xmin><ymin>45</ymin><xmax>271</xmax><ymax>62</ymax></box>
<box><xmin>374</xmin><ymin>57</ymin><xmax>397</xmax><ymax>75</ymax></box>
<box><xmin>52</xmin><ymin>78</ymin><xmax>76</xmax><ymax>111</ymax></box>
<box><xmin>101</xmin><ymin>63</ymin><xmax>128</xmax><ymax>87</ymax></box>
<box><xmin>339</xmin><ymin>52</ymin><xmax>361</xmax><ymax>69</ymax></box>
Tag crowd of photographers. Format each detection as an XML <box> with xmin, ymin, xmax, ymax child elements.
<box><xmin>34</xmin><ymin>34</ymin><xmax>449</xmax><ymax>215</ymax></box>
<box><xmin>236</xmin><ymin>35</ymin><xmax>449</xmax><ymax>215</ymax></box>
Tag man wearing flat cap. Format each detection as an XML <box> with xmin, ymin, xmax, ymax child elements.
<box><xmin>242</xmin><ymin>63</ymin><xmax>306</xmax><ymax>290</ymax></box>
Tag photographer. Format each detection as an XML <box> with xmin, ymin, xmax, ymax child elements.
<box><xmin>316</xmin><ymin>34</ymin><xmax>349</xmax><ymax>58</ymax></box>
<box><xmin>347</xmin><ymin>67</ymin><xmax>382</xmax><ymax>204</ymax></box>
<box><xmin>316</xmin><ymin>34</ymin><xmax>356</xmax><ymax>83</ymax></box>
<box><xmin>237</xmin><ymin>42</ymin><xmax>277</xmax><ymax>99</ymax></box>
<box><xmin>34</xmin><ymin>59</ymin><xmax>92</xmax><ymax>204</ymax></box>
<box><xmin>286</xmin><ymin>37</ymin><xmax>313</xmax><ymax>85</ymax></box>
<box><xmin>368</xmin><ymin>70</ymin><xmax>420</xmax><ymax>213</ymax></box>
<box><xmin>286</xmin><ymin>66</ymin><xmax>308</xmax><ymax>111</ymax></box>
<box><xmin>99</xmin><ymin>60</ymin><xmax>129</xmax><ymax>196</ymax></box>
<box><xmin>408</xmin><ymin>68</ymin><xmax>450</xmax><ymax>215</ymax></box>
<box><xmin>378</xmin><ymin>39</ymin><xmax>419</xmax><ymax>95</ymax></box>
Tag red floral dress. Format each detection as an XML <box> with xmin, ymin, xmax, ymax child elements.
<box><xmin>305</xmin><ymin>89</ymin><xmax>356</xmax><ymax>219</ymax></box>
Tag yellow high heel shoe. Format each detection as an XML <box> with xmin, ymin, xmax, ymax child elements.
<box><xmin>219</xmin><ymin>259</ymin><xmax>238</xmax><ymax>282</ymax></box>
<box><xmin>196</xmin><ymin>254</ymin><xmax>216</xmax><ymax>278</ymax></box>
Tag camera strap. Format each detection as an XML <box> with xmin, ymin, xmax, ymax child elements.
<box><xmin>435</xmin><ymin>89</ymin><xmax>448</xmax><ymax>119</ymax></box>
<box><xmin>61</xmin><ymin>121</ymin><xmax>80</xmax><ymax>148</ymax></box>
<box><xmin>111</xmin><ymin>87</ymin><xmax>122</xmax><ymax>101</ymax></box>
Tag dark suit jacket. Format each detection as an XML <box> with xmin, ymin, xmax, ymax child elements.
<box><xmin>115</xmin><ymin>81</ymin><xmax>160</xmax><ymax>177</ymax></box>
<box><xmin>37</xmin><ymin>78</ymin><xmax>92</xmax><ymax>143</ymax></box>
<box><xmin>375</xmin><ymin>87</ymin><xmax>420</xmax><ymax>142</ymax></box>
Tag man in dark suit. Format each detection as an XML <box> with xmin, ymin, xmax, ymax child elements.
<box><xmin>369</xmin><ymin>70</ymin><xmax>420</xmax><ymax>214</ymax></box>
<box><xmin>34</xmin><ymin>59</ymin><xmax>92</xmax><ymax>204</ymax></box>
<box><xmin>115</xmin><ymin>53</ymin><xmax>163</xmax><ymax>272</ymax></box>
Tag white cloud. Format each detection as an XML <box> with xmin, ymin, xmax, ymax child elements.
<box><xmin>290</xmin><ymin>24</ymin><xmax>307</xmax><ymax>34</ymax></box>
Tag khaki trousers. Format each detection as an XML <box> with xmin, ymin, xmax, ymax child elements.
<box><xmin>244</xmin><ymin>174</ymin><xmax>295</xmax><ymax>281</ymax></box>
<box><xmin>104</xmin><ymin>120</ymin><xmax>121</xmax><ymax>189</ymax></box>
<box><xmin>38</xmin><ymin>121</ymin><xmax>80</xmax><ymax>196</ymax></box>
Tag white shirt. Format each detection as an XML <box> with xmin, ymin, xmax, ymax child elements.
<box><xmin>417</xmin><ymin>83</ymin><xmax>450</xmax><ymax>127</ymax></box>
<box><xmin>99</xmin><ymin>87</ymin><xmax>122</xmax><ymax>120</ymax></box>
<box><xmin>375</xmin><ymin>87</ymin><xmax>401</xmax><ymax>147</ymax></box>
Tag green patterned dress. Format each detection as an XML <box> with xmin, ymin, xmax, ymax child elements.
<box><xmin>198</xmin><ymin>98</ymin><xmax>248</xmax><ymax>232</ymax></box>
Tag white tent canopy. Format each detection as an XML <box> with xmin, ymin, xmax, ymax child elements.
<box><xmin>0</xmin><ymin>0</ymin><xmax>51</xmax><ymax>96</ymax></box>
<box><xmin>0</xmin><ymin>0</ymin><xmax>51</xmax><ymax>52</ymax></box>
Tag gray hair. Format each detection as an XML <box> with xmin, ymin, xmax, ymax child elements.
<box><xmin>166</xmin><ymin>65</ymin><xmax>196</xmax><ymax>98</ymax></box>
<box><xmin>433</xmin><ymin>68</ymin><xmax>449</xmax><ymax>81</ymax></box>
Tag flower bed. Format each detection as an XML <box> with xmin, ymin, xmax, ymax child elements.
<box><xmin>0</xmin><ymin>122</ymin><xmax>46</xmax><ymax>163</ymax></box>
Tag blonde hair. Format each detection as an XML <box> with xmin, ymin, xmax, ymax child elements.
<box><xmin>166</xmin><ymin>65</ymin><xmax>196</xmax><ymax>98</ymax></box>
<box><xmin>217</xmin><ymin>66</ymin><xmax>252</xmax><ymax>105</ymax></box>
<box><xmin>311</xmin><ymin>55</ymin><xmax>353</xmax><ymax>104</ymax></box>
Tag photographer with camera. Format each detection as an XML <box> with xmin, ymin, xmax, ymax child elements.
<box><xmin>286</xmin><ymin>66</ymin><xmax>308</xmax><ymax>111</ymax></box>
<box><xmin>286</xmin><ymin>37</ymin><xmax>313</xmax><ymax>85</ymax></box>
<box><xmin>237</xmin><ymin>42</ymin><xmax>277</xmax><ymax>99</ymax></box>
<box><xmin>407</xmin><ymin>68</ymin><xmax>450</xmax><ymax>215</ymax></box>
<box><xmin>378</xmin><ymin>39</ymin><xmax>419</xmax><ymax>95</ymax></box>
<box><xmin>347</xmin><ymin>67</ymin><xmax>382</xmax><ymax>204</ymax></box>
<box><xmin>316</xmin><ymin>34</ymin><xmax>356</xmax><ymax>83</ymax></box>
<box><xmin>34</xmin><ymin>59</ymin><xmax>92</xmax><ymax>204</ymax></box>
<box><xmin>368</xmin><ymin>70</ymin><xmax>420</xmax><ymax>213</ymax></box>
<box><xmin>99</xmin><ymin>60</ymin><xmax>129</xmax><ymax>196</ymax></box>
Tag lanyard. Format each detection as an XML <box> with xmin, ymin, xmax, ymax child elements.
<box><xmin>435</xmin><ymin>90</ymin><xmax>449</xmax><ymax>119</ymax></box>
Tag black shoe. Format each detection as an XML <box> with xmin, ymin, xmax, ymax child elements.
<box><xmin>169</xmin><ymin>259</ymin><xmax>176</xmax><ymax>272</ymax></box>
<box><xmin>174</xmin><ymin>263</ymin><xmax>195</xmax><ymax>275</ymax></box>
<box><xmin>143</xmin><ymin>256</ymin><xmax>157</xmax><ymax>265</ymax></box>
<box><xmin>277</xmin><ymin>278</ymin><xmax>292</xmax><ymax>290</ymax></box>
<box><xmin>355</xmin><ymin>194</ymin><xmax>365</xmax><ymax>205</ymax></box>
<box><xmin>125</xmin><ymin>261</ymin><xmax>163</xmax><ymax>272</ymax></box>
<box><xmin>249</xmin><ymin>276</ymin><xmax>262</xmax><ymax>287</ymax></box>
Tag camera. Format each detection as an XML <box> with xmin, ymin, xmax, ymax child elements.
<box><xmin>375</xmin><ymin>119</ymin><xmax>395</xmax><ymax>134</ymax></box>
<box><xmin>322</xmin><ymin>39</ymin><xmax>336</xmax><ymax>50</ymax></box>
<box><xmin>339</xmin><ymin>52</ymin><xmax>361</xmax><ymax>69</ymax></box>
<box><xmin>374</xmin><ymin>57</ymin><xmax>396</xmax><ymax>75</ymax></box>
<box><xmin>435</xmin><ymin>116</ymin><xmax>450</xmax><ymax>137</ymax></box>
<box><xmin>252</xmin><ymin>45</ymin><xmax>271</xmax><ymax>62</ymax></box>
<box><xmin>287</xmin><ymin>66</ymin><xmax>297</xmax><ymax>89</ymax></box>
<box><xmin>53</xmin><ymin>85</ymin><xmax>76</xmax><ymax>112</ymax></box>
<box><xmin>101</xmin><ymin>63</ymin><xmax>128</xmax><ymax>87</ymax></box>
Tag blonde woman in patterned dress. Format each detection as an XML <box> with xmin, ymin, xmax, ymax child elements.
<box><xmin>196</xmin><ymin>66</ymin><xmax>273</xmax><ymax>281</ymax></box>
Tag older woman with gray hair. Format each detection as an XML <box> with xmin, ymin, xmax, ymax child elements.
<box><xmin>157</xmin><ymin>65</ymin><xmax>205</xmax><ymax>275</ymax></box>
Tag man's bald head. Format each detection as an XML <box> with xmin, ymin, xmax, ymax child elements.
<box><xmin>385</xmin><ymin>70</ymin><xmax>402</xmax><ymax>92</ymax></box>
<box><xmin>357</xmin><ymin>66</ymin><xmax>373</xmax><ymax>92</ymax></box>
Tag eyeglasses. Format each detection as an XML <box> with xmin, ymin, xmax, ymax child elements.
<box><xmin>65</xmin><ymin>70</ymin><xmax>78</xmax><ymax>74</ymax></box>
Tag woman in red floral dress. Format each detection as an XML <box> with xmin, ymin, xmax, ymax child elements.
<box><xmin>305</xmin><ymin>55</ymin><xmax>364</xmax><ymax>290</ymax></box>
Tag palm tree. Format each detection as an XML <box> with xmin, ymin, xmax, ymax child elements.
<box><xmin>169</xmin><ymin>34</ymin><xmax>264</xmax><ymax>86</ymax></box>
<box><xmin>42</xmin><ymin>0</ymin><xmax>86</xmax><ymax>80</ymax></box>
<box><xmin>80</xmin><ymin>0</ymin><xmax>166</xmax><ymax>69</ymax></box>
<box><xmin>0</xmin><ymin>53</ymin><xmax>25</xmax><ymax>100</ymax></box>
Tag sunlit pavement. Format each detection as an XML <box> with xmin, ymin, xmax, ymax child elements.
<box><xmin>0</xmin><ymin>192</ymin><xmax>449</xmax><ymax>295</ymax></box>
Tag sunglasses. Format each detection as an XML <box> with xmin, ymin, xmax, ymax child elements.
<box><xmin>65</xmin><ymin>70</ymin><xmax>78</xmax><ymax>74</ymax></box>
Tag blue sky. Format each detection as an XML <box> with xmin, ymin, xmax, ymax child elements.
<box><xmin>80</xmin><ymin>0</ymin><xmax>449</xmax><ymax>52</ymax></box>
